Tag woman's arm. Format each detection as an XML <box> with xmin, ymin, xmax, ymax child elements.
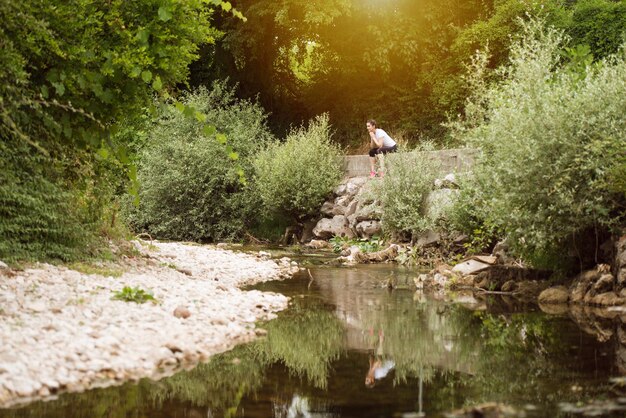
<box><xmin>369</xmin><ymin>131</ymin><xmax>382</xmax><ymax>148</ymax></box>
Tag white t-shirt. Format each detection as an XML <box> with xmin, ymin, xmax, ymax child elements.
<box><xmin>375</xmin><ymin>129</ymin><xmax>397</xmax><ymax>147</ymax></box>
<box><xmin>374</xmin><ymin>360</ymin><xmax>395</xmax><ymax>379</ymax></box>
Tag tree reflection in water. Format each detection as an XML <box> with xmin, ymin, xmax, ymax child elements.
<box><xmin>1</xmin><ymin>268</ymin><xmax>623</xmax><ymax>418</ymax></box>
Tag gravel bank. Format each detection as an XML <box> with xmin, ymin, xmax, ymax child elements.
<box><xmin>0</xmin><ymin>241</ymin><xmax>297</xmax><ymax>407</ymax></box>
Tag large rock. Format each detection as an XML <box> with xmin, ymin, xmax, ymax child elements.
<box><xmin>320</xmin><ymin>201</ymin><xmax>346</xmax><ymax>216</ymax></box>
<box><xmin>306</xmin><ymin>239</ymin><xmax>330</xmax><ymax>249</ymax></box>
<box><xmin>327</xmin><ymin>196</ymin><xmax>350</xmax><ymax>216</ymax></box>
<box><xmin>590</xmin><ymin>292</ymin><xmax>626</xmax><ymax>306</ymax></box>
<box><xmin>569</xmin><ymin>268</ymin><xmax>603</xmax><ymax>303</ymax></box>
<box><xmin>344</xmin><ymin>200</ymin><xmax>358</xmax><ymax>217</ymax></box>
<box><xmin>312</xmin><ymin>215</ymin><xmax>355</xmax><ymax>239</ymax></box>
<box><xmin>320</xmin><ymin>201</ymin><xmax>335</xmax><ymax>217</ymax></box>
<box><xmin>334</xmin><ymin>177</ymin><xmax>367</xmax><ymax>197</ymax></box>
<box><xmin>335</xmin><ymin>195</ymin><xmax>352</xmax><ymax>207</ymax></box>
<box><xmin>355</xmin><ymin>221</ymin><xmax>382</xmax><ymax>239</ymax></box>
<box><xmin>416</xmin><ymin>230</ymin><xmax>441</xmax><ymax>247</ymax></box>
<box><xmin>354</xmin><ymin>203</ymin><xmax>382</xmax><ymax>222</ymax></box>
<box><xmin>452</xmin><ymin>259</ymin><xmax>491</xmax><ymax>276</ymax></box>
<box><xmin>592</xmin><ymin>273</ymin><xmax>615</xmax><ymax>294</ymax></box>
<box><xmin>538</xmin><ymin>286</ymin><xmax>569</xmax><ymax>304</ymax></box>
<box><xmin>492</xmin><ymin>239</ymin><xmax>514</xmax><ymax>265</ymax></box>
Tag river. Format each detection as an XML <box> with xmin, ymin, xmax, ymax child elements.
<box><xmin>2</xmin><ymin>251</ymin><xmax>625</xmax><ymax>417</ymax></box>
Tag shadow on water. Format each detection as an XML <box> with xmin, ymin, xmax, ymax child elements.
<box><xmin>3</xmin><ymin>259</ymin><xmax>626</xmax><ymax>417</ymax></box>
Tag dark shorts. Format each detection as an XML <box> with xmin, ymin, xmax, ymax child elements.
<box><xmin>369</xmin><ymin>145</ymin><xmax>397</xmax><ymax>157</ymax></box>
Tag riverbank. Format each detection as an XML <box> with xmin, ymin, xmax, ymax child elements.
<box><xmin>0</xmin><ymin>240</ymin><xmax>298</xmax><ymax>407</ymax></box>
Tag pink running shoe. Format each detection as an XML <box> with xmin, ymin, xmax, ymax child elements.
<box><xmin>369</xmin><ymin>171</ymin><xmax>377</xmax><ymax>178</ymax></box>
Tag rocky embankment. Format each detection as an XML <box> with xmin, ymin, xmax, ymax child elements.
<box><xmin>310</xmin><ymin>174</ymin><xmax>458</xmax><ymax>242</ymax></box>
<box><xmin>0</xmin><ymin>241</ymin><xmax>299</xmax><ymax>407</ymax></box>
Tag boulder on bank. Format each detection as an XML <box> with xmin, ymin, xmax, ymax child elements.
<box><xmin>538</xmin><ymin>286</ymin><xmax>569</xmax><ymax>304</ymax></box>
<box><xmin>306</xmin><ymin>239</ymin><xmax>330</xmax><ymax>249</ymax></box>
<box><xmin>589</xmin><ymin>292</ymin><xmax>626</xmax><ymax>306</ymax></box>
<box><xmin>449</xmin><ymin>257</ymin><xmax>497</xmax><ymax>278</ymax></box>
<box><xmin>312</xmin><ymin>215</ymin><xmax>355</xmax><ymax>240</ymax></box>
<box><xmin>569</xmin><ymin>265</ymin><xmax>613</xmax><ymax>304</ymax></box>
<box><xmin>356</xmin><ymin>220</ymin><xmax>382</xmax><ymax>239</ymax></box>
<box><xmin>334</xmin><ymin>177</ymin><xmax>367</xmax><ymax>197</ymax></box>
<box><xmin>416</xmin><ymin>230</ymin><xmax>441</xmax><ymax>247</ymax></box>
<box><xmin>353</xmin><ymin>244</ymin><xmax>399</xmax><ymax>263</ymax></box>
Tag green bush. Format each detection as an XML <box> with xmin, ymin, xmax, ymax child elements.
<box><xmin>0</xmin><ymin>138</ymin><xmax>125</xmax><ymax>263</ymax></box>
<box><xmin>0</xmin><ymin>0</ymin><xmax>223</xmax><ymax>263</ymax></box>
<box><xmin>568</xmin><ymin>0</ymin><xmax>626</xmax><ymax>59</ymax></box>
<box><xmin>452</xmin><ymin>19</ymin><xmax>626</xmax><ymax>267</ymax></box>
<box><xmin>372</xmin><ymin>150</ymin><xmax>440</xmax><ymax>237</ymax></box>
<box><xmin>129</xmin><ymin>82</ymin><xmax>274</xmax><ymax>242</ymax></box>
<box><xmin>253</xmin><ymin>114</ymin><xmax>343</xmax><ymax>221</ymax></box>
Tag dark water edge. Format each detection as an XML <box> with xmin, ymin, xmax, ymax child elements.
<box><xmin>2</xmin><ymin>257</ymin><xmax>626</xmax><ymax>418</ymax></box>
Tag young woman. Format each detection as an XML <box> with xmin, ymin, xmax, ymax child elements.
<box><xmin>366</xmin><ymin>119</ymin><xmax>397</xmax><ymax>178</ymax></box>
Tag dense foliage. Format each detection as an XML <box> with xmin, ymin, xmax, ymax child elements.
<box><xmin>372</xmin><ymin>151</ymin><xmax>440</xmax><ymax>238</ymax></box>
<box><xmin>253</xmin><ymin>114</ymin><xmax>343</xmax><ymax>221</ymax></box>
<box><xmin>451</xmin><ymin>20</ymin><xmax>626</xmax><ymax>268</ymax></box>
<box><xmin>3</xmin><ymin>0</ymin><xmax>626</xmax><ymax>261</ymax></box>
<box><xmin>192</xmin><ymin>0</ymin><xmax>626</xmax><ymax>147</ymax></box>
<box><xmin>129</xmin><ymin>83</ymin><xmax>274</xmax><ymax>242</ymax></box>
<box><xmin>0</xmin><ymin>0</ymin><xmax>226</xmax><ymax>261</ymax></box>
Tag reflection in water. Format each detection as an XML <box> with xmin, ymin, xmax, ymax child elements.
<box><xmin>1</xmin><ymin>264</ymin><xmax>623</xmax><ymax>417</ymax></box>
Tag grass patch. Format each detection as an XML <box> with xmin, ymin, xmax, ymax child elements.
<box><xmin>111</xmin><ymin>286</ymin><xmax>156</xmax><ymax>304</ymax></box>
<box><xmin>68</xmin><ymin>262</ymin><xmax>124</xmax><ymax>278</ymax></box>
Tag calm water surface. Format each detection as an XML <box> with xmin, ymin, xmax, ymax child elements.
<box><xmin>2</xmin><ymin>252</ymin><xmax>625</xmax><ymax>417</ymax></box>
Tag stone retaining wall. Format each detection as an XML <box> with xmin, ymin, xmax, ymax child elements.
<box><xmin>343</xmin><ymin>148</ymin><xmax>478</xmax><ymax>178</ymax></box>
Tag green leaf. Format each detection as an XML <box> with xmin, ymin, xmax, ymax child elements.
<box><xmin>152</xmin><ymin>75</ymin><xmax>163</xmax><ymax>91</ymax></box>
<box><xmin>52</xmin><ymin>82</ymin><xmax>65</xmax><ymax>96</ymax></box>
<box><xmin>98</xmin><ymin>148</ymin><xmax>109</xmax><ymax>159</ymax></box>
<box><xmin>216</xmin><ymin>133</ymin><xmax>227</xmax><ymax>144</ymax></box>
<box><xmin>158</xmin><ymin>7</ymin><xmax>173</xmax><ymax>22</ymax></box>
<box><xmin>194</xmin><ymin>111</ymin><xmax>207</xmax><ymax>122</ymax></box>
<box><xmin>40</xmin><ymin>85</ymin><xmax>49</xmax><ymax>99</ymax></box>
<box><xmin>117</xmin><ymin>147</ymin><xmax>129</xmax><ymax>164</ymax></box>
<box><xmin>183</xmin><ymin>105</ymin><xmax>196</xmax><ymax>118</ymax></box>
<box><xmin>141</xmin><ymin>70</ymin><xmax>152</xmax><ymax>83</ymax></box>
<box><xmin>136</xmin><ymin>28</ymin><xmax>150</xmax><ymax>44</ymax></box>
<box><xmin>174</xmin><ymin>102</ymin><xmax>185</xmax><ymax>112</ymax></box>
<box><xmin>202</xmin><ymin>125</ymin><xmax>216</xmax><ymax>136</ymax></box>
<box><xmin>128</xmin><ymin>164</ymin><xmax>138</xmax><ymax>182</ymax></box>
<box><xmin>232</xmin><ymin>9</ymin><xmax>247</xmax><ymax>22</ymax></box>
<box><xmin>229</xmin><ymin>151</ymin><xmax>239</xmax><ymax>160</ymax></box>
<box><xmin>221</xmin><ymin>2</ymin><xmax>232</xmax><ymax>12</ymax></box>
<box><xmin>130</xmin><ymin>67</ymin><xmax>142</xmax><ymax>78</ymax></box>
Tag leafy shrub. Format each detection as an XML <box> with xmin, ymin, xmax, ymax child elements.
<box><xmin>0</xmin><ymin>0</ymin><xmax>222</xmax><ymax>263</ymax></box>
<box><xmin>253</xmin><ymin>114</ymin><xmax>343</xmax><ymax>221</ymax></box>
<box><xmin>0</xmin><ymin>139</ymin><xmax>121</xmax><ymax>263</ymax></box>
<box><xmin>452</xmin><ymin>19</ymin><xmax>626</xmax><ymax>267</ymax></box>
<box><xmin>371</xmin><ymin>150</ymin><xmax>440</xmax><ymax>237</ymax></box>
<box><xmin>568</xmin><ymin>0</ymin><xmax>626</xmax><ymax>59</ymax></box>
<box><xmin>329</xmin><ymin>236</ymin><xmax>384</xmax><ymax>254</ymax></box>
<box><xmin>446</xmin><ymin>173</ymin><xmax>502</xmax><ymax>254</ymax></box>
<box><xmin>128</xmin><ymin>82</ymin><xmax>274</xmax><ymax>242</ymax></box>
